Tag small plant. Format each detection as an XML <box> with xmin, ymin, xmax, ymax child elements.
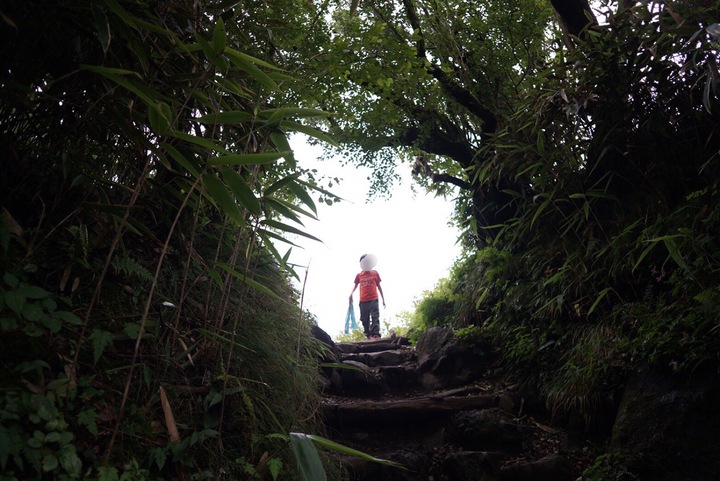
<box><xmin>581</xmin><ymin>452</ymin><xmax>638</xmax><ymax>481</ymax></box>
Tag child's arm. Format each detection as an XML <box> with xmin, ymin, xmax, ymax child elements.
<box><xmin>349</xmin><ymin>283</ymin><xmax>358</xmax><ymax>303</ymax></box>
<box><xmin>377</xmin><ymin>283</ymin><xmax>386</xmax><ymax>308</ymax></box>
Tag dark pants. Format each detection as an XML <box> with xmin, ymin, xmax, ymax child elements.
<box><xmin>359</xmin><ymin>300</ymin><xmax>380</xmax><ymax>337</ymax></box>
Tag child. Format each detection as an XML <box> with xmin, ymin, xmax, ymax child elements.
<box><xmin>349</xmin><ymin>254</ymin><xmax>386</xmax><ymax>339</ymax></box>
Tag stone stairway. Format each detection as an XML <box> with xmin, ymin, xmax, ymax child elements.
<box><xmin>317</xmin><ymin>328</ymin><xmax>579</xmax><ymax>481</ymax></box>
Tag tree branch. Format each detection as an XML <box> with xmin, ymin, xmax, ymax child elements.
<box><xmin>401</xmin><ymin>0</ymin><xmax>497</xmax><ymax>133</ymax></box>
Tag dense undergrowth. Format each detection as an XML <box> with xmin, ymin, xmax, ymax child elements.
<box><xmin>410</xmin><ymin>2</ymin><xmax>720</xmax><ymax>434</ymax></box>
<box><xmin>0</xmin><ymin>1</ymin><xmax>337</xmax><ymax>480</ymax></box>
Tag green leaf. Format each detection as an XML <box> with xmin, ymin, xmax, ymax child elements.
<box><xmin>80</xmin><ymin>66</ymin><xmax>158</xmax><ymax>107</ymax></box>
<box><xmin>41</xmin><ymin>316</ymin><xmax>62</xmax><ymax>333</ymax></box>
<box><xmin>280</xmin><ymin>121</ymin><xmax>338</xmax><ymax>147</ymax></box>
<box><xmin>287</xmin><ymin>180</ymin><xmax>318</xmax><ymax>216</ymax></box>
<box><xmin>225</xmin><ymin>48</ymin><xmax>278</xmax><ymax>91</ymax></box>
<box><xmin>212</xmin><ymin>17</ymin><xmax>226</xmax><ymax>54</ymax></box>
<box><xmin>663</xmin><ymin>237</ymin><xmax>688</xmax><ymax>269</ymax></box>
<box><xmin>270</xmin><ymin>131</ymin><xmax>296</xmax><ymax>166</ymax></box>
<box><xmin>209</xmin><ymin>152</ymin><xmax>286</xmax><ymax>166</ymax></box>
<box><xmin>59</xmin><ymin>444</ymin><xmax>82</xmax><ymax>477</ymax></box>
<box><xmin>54</xmin><ymin>310</ymin><xmax>82</xmax><ymax>325</ymax></box>
<box><xmin>149</xmin><ymin>102</ymin><xmax>173</xmax><ymax>135</ymax></box>
<box><xmin>268</xmin><ymin>457</ymin><xmax>283</xmax><ymax>481</ymax></box>
<box><xmin>223</xmin><ymin>47</ymin><xmax>281</xmax><ymax>71</ymax></box>
<box><xmin>161</xmin><ymin>142</ymin><xmax>201</xmax><ymax>178</ymax></box>
<box><xmin>3</xmin><ymin>272</ymin><xmax>19</xmax><ymax>288</ymax></box>
<box><xmin>91</xmin><ymin>3</ymin><xmax>112</xmax><ymax>53</ymax></box>
<box><xmin>215</xmin><ymin>263</ymin><xmax>283</xmax><ymax>301</ymax></box>
<box><xmin>263</xmin><ymin>197</ymin><xmax>304</xmax><ymax>224</ymax></box>
<box><xmin>170</xmin><ymin>131</ymin><xmax>228</xmax><ymax>154</ymax></box>
<box><xmin>305</xmin><ymin>434</ymin><xmax>405</xmax><ymax>469</ymax></box>
<box><xmin>97</xmin><ymin>466</ymin><xmax>119</xmax><ymax>481</ymax></box>
<box><xmin>202</xmin><ymin>174</ymin><xmax>246</xmax><ymax>227</ymax></box>
<box><xmin>196</xmin><ymin>111</ymin><xmax>254</xmax><ymax>125</ymax></box>
<box><xmin>260</xmin><ymin>108</ymin><xmax>332</xmax><ymax>119</ymax></box>
<box><xmin>4</xmin><ymin>290</ymin><xmax>25</xmax><ymax>314</ymax></box>
<box><xmin>89</xmin><ymin>329</ymin><xmax>113</xmax><ymax>365</ymax></box>
<box><xmin>587</xmin><ymin>288</ymin><xmax>613</xmax><ymax>316</ymax></box>
<box><xmin>289</xmin><ymin>432</ymin><xmax>327</xmax><ymax>481</ymax></box>
<box><xmin>42</xmin><ymin>453</ymin><xmax>58</xmax><ymax>472</ymax></box>
<box><xmin>21</xmin><ymin>303</ymin><xmax>43</xmax><ymax>322</ymax></box>
<box><xmin>262</xmin><ymin>219</ymin><xmax>322</xmax><ymax>243</ymax></box>
<box><xmin>219</xmin><ymin>167</ymin><xmax>262</xmax><ymax>216</ymax></box>
<box><xmin>78</xmin><ymin>409</ymin><xmax>99</xmax><ymax>435</ymax></box>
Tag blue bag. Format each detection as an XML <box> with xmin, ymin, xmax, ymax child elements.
<box><xmin>344</xmin><ymin>304</ymin><xmax>358</xmax><ymax>334</ymax></box>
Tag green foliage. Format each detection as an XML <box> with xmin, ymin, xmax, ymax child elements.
<box><xmin>407</xmin><ymin>2</ymin><xmax>720</xmax><ymax>428</ymax></box>
<box><xmin>0</xmin><ymin>0</ymin><xmax>336</xmax><ymax>479</ymax></box>
<box><xmin>581</xmin><ymin>452</ymin><xmax>638</xmax><ymax>481</ymax></box>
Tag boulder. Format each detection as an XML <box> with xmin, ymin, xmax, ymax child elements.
<box><xmin>439</xmin><ymin>451</ymin><xmax>504</xmax><ymax>481</ymax></box>
<box><xmin>312</xmin><ymin>324</ymin><xmax>339</xmax><ymax>360</ymax></box>
<box><xmin>610</xmin><ymin>366</ymin><xmax>720</xmax><ymax>480</ymax></box>
<box><xmin>446</xmin><ymin>408</ymin><xmax>529</xmax><ymax>452</ymax></box>
<box><xmin>415</xmin><ymin>327</ymin><xmax>492</xmax><ymax>390</ymax></box>
<box><xmin>378</xmin><ymin>365</ymin><xmax>419</xmax><ymax>390</ymax></box>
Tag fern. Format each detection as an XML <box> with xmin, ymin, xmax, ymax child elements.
<box><xmin>111</xmin><ymin>254</ymin><xmax>153</xmax><ymax>284</ymax></box>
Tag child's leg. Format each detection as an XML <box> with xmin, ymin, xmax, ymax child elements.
<box><xmin>359</xmin><ymin>301</ymin><xmax>371</xmax><ymax>337</ymax></box>
<box><xmin>369</xmin><ymin>300</ymin><xmax>381</xmax><ymax>337</ymax></box>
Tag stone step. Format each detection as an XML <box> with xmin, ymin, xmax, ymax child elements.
<box><xmin>323</xmin><ymin>393</ymin><xmax>501</xmax><ymax>426</ymax></box>
<box><xmin>340</xmin><ymin>347</ymin><xmax>416</xmax><ymax>367</ymax></box>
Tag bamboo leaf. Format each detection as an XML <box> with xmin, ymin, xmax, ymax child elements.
<box><xmin>171</xmin><ymin>131</ymin><xmax>228</xmax><ymax>154</ymax></box>
<box><xmin>196</xmin><ymin>111</ymin><xmax>254</xmax><ymax>124</ymax></box>
<box><xmin>209</xmin><ymin>152</ymin><xmax>286</xmax><ymax>166</ymax></box>
<box><xmin>219</xmin><ymin>166</ymin><xmax>262</xmax><ymax>216</ymax></box>
<box><xmin>287</xmin><ymin>180</ymin><xmax>318</xmax><ymax>216</ymax></box>
<box><xmin>531</xmin><ymin>197</ymin><xmax>551</xmax><ymax>226</ymax></box>
<box><xmin>215</xmin><ymin>263</ymin><xmax>283</xmax><ymax>300</ymax></box>
<box><xmin>91</xmin><ymin>4</ymin><xmax>112</xmax><ymax>54</ymax></box>
<box><xmin>280</xmin><ymin>121</ymin><xmax>339</xmax><ymax>147</ymax></box>
<box><xmin>263</xmin><ymin>219</ymin><xmax>322</xmax><ymax>243</ymax></box>
<box><xmin>257</xmin><ymin>228</ymin><xmax>302</xmax><ymax>248</ymax></box>
<box><xmin>264</xmin><ymin>174</ymin><xmax>300</xmax><ymax>196</ymax></box>
<box><xmin>305</xmin><ymin>434</ymin><xmax>406</xmax><ymax>469</ymax></box>
<box><xmin>202</xmin><ymin>174</ymin><xmax>246</xmax><ymax>227</ymax></box>
<box><xmin>663</xmin><ymin>237</ymin><xmax>688</xmax><ymax>269</ymax></box>
<box><xmin>260</xmin><ymin>108</ymin><xmax>332</xmax><ymax>119</ymax></box>
<box><xmin>161</xmin><ymin>142</ymin><xmax>201</xmax><ymax>178</ymax></box>
<box><xmin>264</xmin><ymin>196</ymin><xmax>317</xmax><ymax>223</ymax></box>
<box><xmin>588</xmin><ymin>287</ymin><xmax>613</xmax><ymax>316</ymax></box>
<box><xmin>289</xmin><ymin>433</ymin><xmax>327</xmax><ymax>481</ymax></box>
<box><xmin>270</xmin><ymin>130</ymin><xmax>296</xmax><ymax>166</ymax></box>
<box><xmin>80</xmin><ymin>65</ymin><xmax>157</xmax><ymax>106</ymax></box>
<box><xmin>224</xmin><ymin>48</ymin><xmax>282</xmax><ymax>71</ymax></box>
<box><xmin>225</xmin><ymin>48</ymin><xmax>277</xmax><ymax>91</ymax></box>
<box><xmin>212</xmin><ymin>17</ymin><xmax>226</xmax><ymax>54</ymax></box>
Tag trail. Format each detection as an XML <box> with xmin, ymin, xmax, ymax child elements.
<box><xmin>320</xmin><ymin>335</ymin><xmax>583</xmax><ymax>481</ymax></box>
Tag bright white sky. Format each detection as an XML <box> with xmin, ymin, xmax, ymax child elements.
<box><xmin>283</xmin><ymin>136</ymin><xmax>463</xmax><ymax>339</ymax></box>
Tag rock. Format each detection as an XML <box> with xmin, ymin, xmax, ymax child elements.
<box><xmin>415</xmin><ymin>327</ymin><xmax>492</xmax><ymax>390</ymax></box>
<box><xmin>610</xmin><ymin>366</ymin><xmax>720</xmax><ymax>480</ymax></box>
<box><xmin>312</xmin><ymin>324</ymin><xmax>339</xmax><ymax>362</ymax></box>
<box><xmin>439</xmin><ymin>451</ymin><xmax>504</xmax><ymax>481</ymax></box>
<box><xmin>338</xmin><ymin>360</ymin><xmax>384</xmax><ymax>394</ymax></box>
<box><xmin>446</xmin><ymin>408</ymin><xmax>529</xmax><ymax>452</ymax></box>
<box><xmin>500</xmin><ymin>453</ymin><xmax>572</xmax><ymax>481</ymax></box>
<box><xmin>378</xmin><ymin>365</ymin><xmax>418</xmax><ymax>390</ymax></box>
<box><xmin>341</xmin><ymin>349</ymin><xmax>414</xmax><ymax>367</ymax></box>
